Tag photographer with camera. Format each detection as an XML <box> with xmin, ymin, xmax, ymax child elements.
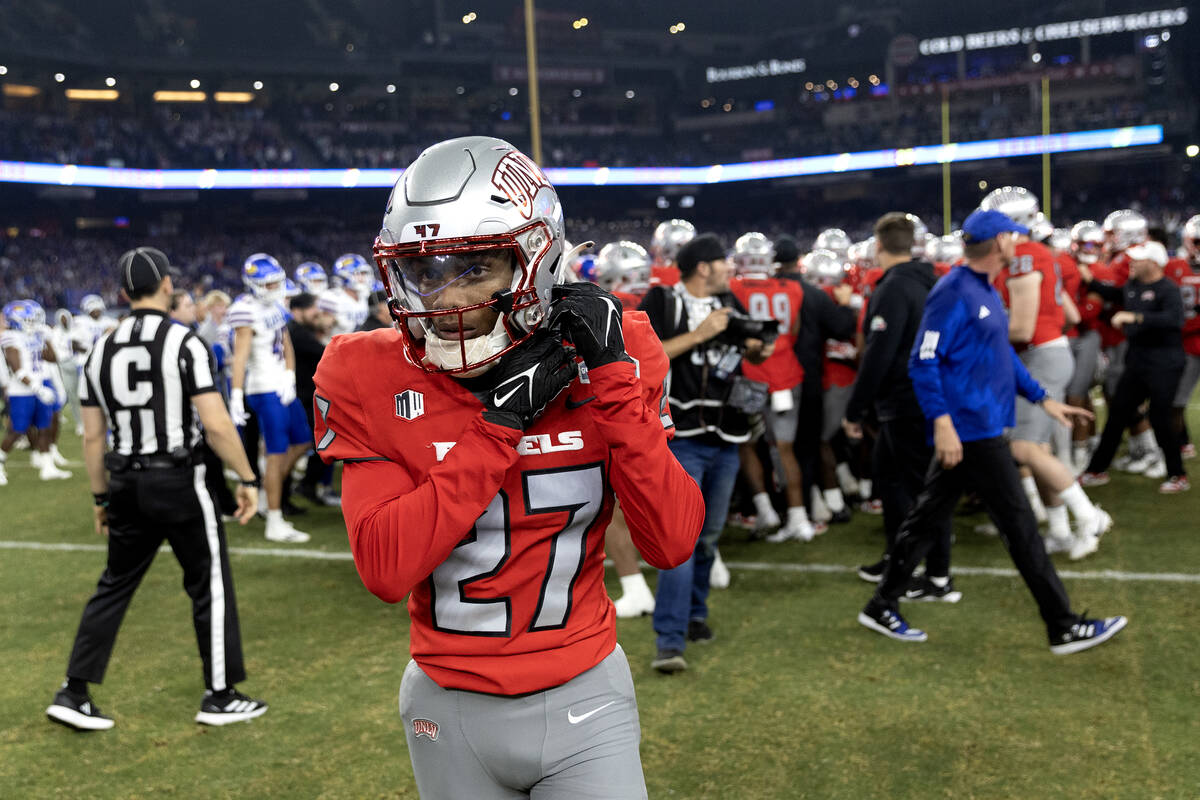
<box><xmin>638</xmin><ymin>233</ymin><xmax>773</xmax><ymax>673</ymax></box>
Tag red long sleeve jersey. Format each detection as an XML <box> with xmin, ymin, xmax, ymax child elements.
<box><xmin>312</xmin><ymin>314</ymin><xmax>703</xmax><ymax>696</ymax></box>
<box><xmin>1090</xmin><ymin>258</ymin><xmax>1129</xmax><ymax>348</ymax></box>
<box><xmin>728</xmin><ymin>275</ymin><xmax>805</xmax><ymax>391</ymax></box>
<box><xmin>1165</xmin><ymin>258</ymin><xmax>1200</xmax><ymax>356</ymax></box>
<box><xmin>994</xmin><ymin>240</ymin><xmax>1067</xmax><ymax>349</ymax></box>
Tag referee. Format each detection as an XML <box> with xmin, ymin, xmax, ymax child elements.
<box><xmin>46</xmin><ymin>247</ymin><xmax>268</xmax><ymax>732</ymax></box>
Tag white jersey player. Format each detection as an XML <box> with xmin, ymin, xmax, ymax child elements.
<box><xmin>318</xmin><ymin>253</ymin><xmax>372</xmax><ymax>336</ymax></box>
<box><xmin>228</xmin><ymin>254</ymin><xmax>312</xmax><ymax>544</ymax></box>
<box><xmin>71</xmin><ymin>294</ymin><xmax>117</xmax><ymax>363</ymax></box>
<box><xmin>1</xmin><ymin>300</ymin><xmax>71</xmax><ymax>482</ymax></box>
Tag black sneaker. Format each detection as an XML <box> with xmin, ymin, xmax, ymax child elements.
<box><xmin>1049</xmin><ymin>614</ymin><xmax>1128</xmax><ymax>655</ymax></box>
<box><xmin>901</xmin><ymin>575</ymin><xmax>963</xmax><ymax>603</ymax></box>
<box><xmin>857</xmin><ymin>605</ymin><xmax>928</xmax><ymax>642</ymax></box>
<box><xmin>651</xmin><ymin>649</ymin><xmax>688</xmax><ymax>674</ymax></box>
<box><xmin>856</xmin><ymin>558</ymin><xmax>887</xmax><ymax>583</ymax></box>
<box><xmin>687</xmin><ymin>619</ymin><xmax>715</xmax><ymax>644</ymax></box>
<box><xmin>195</xmin><ymin>688</ymin><xmax>268</xmax><ymax>726</ymax></box>
<box><xmin>829</xmin><ymin>508</ymin><xmax>852</xmax><ymax>525</ymax></box>
<box><xmin>46</xmin><ymin>687</ymin><xmax>114</xmax><ymax>731</ymax></box>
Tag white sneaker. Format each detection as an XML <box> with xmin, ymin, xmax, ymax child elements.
<box><xmin>1068</xmin><ymin>532</ymin><xmax>1099</xmax><ymax>560</ymax></box>
<box><xmin>265</xmin><ymin>519</ymin><xmax>310</xmax><ymax>543</ymax></box>
<box><xmin>50</xmin><ymin>446</ymin><xmax>69</xmax><ymax>468</ymax></box>
<box><xmin>753</xmin><ymin>505</ymin><xmax>781</xmax><ymax>532</ymax></box>
<box><xmin>709</xmin><ymin>550</ymin><xmax>730</xmax><ymax>589</ymax></box>
<box><xmin>766</xmin><ymin>520</ymin><xmax>816</xmax><ymax>543</ymax></box>
<box><xmin>1121</xmin><ymin>451</ymin><xmax>1155</xmax><ymax>474</ymax></box>
<box><xmin>39</xmin><ymin>462</ymin><xmax>72</xmax><ymax>481</ymax></box>
<box><xmin>0</xmin><ymin>464</ymin><xmax>7</xmax><ymax>485</ymax></box>
<box><xmin>1142</xmin><ymin>452</ymin><xmax>1166</xmax><ymax>479</ymax></box>
<box><xmin>613</xmin><ymin>585</ymin><xmax>655</xmax><ymax>618</ymax></box>
<box><xmin>74</xmin><ymin>423</ymin><xmax>84</xmax><ymax>437</ymax></box>
<box><xmin>1044</xmin><ymin>536</ymin><xmax>1072</xmax><ymax>555</ymax></box>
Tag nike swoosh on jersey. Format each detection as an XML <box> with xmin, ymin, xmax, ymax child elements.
<box><xmin>565</xmin><ymin>394</ymin><xmax>596</xmax><ymax>410</ymax></box>
<box><xmin>567</xmin><ymin>700</ymin><xmax>616</xmax><ymax>724</ymax></box>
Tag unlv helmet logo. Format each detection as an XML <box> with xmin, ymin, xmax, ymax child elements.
<box><xmin>412</xmin><ymin>718</ymin><xmax>439</xmax><ymax>741</ymax></box>
<box><xmin>491</xmin><ymin>150</ymin><xmax>550</xmax><ymax>220</ymax></box>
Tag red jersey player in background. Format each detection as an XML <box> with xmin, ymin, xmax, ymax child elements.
<box><xmin>649</xmin><ymin>218</ymin><xmax>695</xmax><ymax>288</ymax></box>
<box><xmin>313</xmin><ymin>137</ymin><xmax>703</xmax><ymax>800</ymax></box>
<box><xmin>727</xmin><ymin>232</ymin><xmax>818</xmax><ymax>542</ymax></box>
<box><xmin>980</xmin><ymin>188</ymin><xmax>1110</xmax><ymax>561</ymax></box>
<box><xmin>577</xmin><ymin>238</ymin><xmax>673</xmax><ymax>618</ymax></box>
<box><xmin>1161</xmin><ymin>217</ymin><xmax>1200</xmax><ymax>460</ymax></box>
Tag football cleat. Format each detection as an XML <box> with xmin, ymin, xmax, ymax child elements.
<box><xmin>1159</xmin><ymin>476</ymin><xmax>1191</xmax><ymax>494</ymax></box>
<box><xmin>1079</xmin><ymin>472</ymin><xmax>1110</xmax><ymax>488</ymax></box>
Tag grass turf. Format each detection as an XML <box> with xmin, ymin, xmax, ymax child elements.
<box><xmin>2</xmin><ymin>411</ymin><xmax>1198</xmax><ymax>799</ymax></box>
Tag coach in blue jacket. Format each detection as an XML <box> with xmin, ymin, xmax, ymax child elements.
<box><xmin>856</xmin><ymin>209</ymin><xmax>1128</xmax><ymax>655</ymax></box>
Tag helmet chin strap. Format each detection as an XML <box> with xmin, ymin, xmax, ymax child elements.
<box><xmin>423</xmin><ymin>315</ymin><xmax>512</xmax><ymax>377</ymax></box>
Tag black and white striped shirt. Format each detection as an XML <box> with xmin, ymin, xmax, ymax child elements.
<box><xmin>80</xmin><ymin>309</ymin><xmax>217</xmax><ymax>457</ymax></box>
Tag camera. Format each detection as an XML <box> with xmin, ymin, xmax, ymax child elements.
<box><xmin>718</xmin><ymin>311</ymin><xmax>779</xmax><ymax>347</ymax></box>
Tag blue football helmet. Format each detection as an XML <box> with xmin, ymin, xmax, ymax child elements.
<box><xmin>294</xmin><ymin>262</ymin><xmax>328</xmax><ymax>294</ymax></box>
<box><xmin>3</xmin><ymin>299</ymin><xmax>42</xmax><ymax>331</ymax></box>
<box><xmin>332</xmin><ymin>253</ymin><xmax>374</xmax><ymax>296</ymax></box>
<box><xmin>243</xmin><ymin>253</ymin><xmax>287</xmax><ymax>304</ymax></box>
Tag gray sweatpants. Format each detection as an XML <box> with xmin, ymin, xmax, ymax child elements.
<box><xmin>1014</xmin><ymin>341</ymin><xmax>1074</xmax><ymax>446</ymax></box>
<box><xmin>398</xmin><ymin>644</ymin><xmax>647</xmax><ymax>800</ymax></box>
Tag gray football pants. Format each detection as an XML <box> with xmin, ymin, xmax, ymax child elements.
<box><xmin>399</xmin><ymin>644</ymin><xmax>648</xmax><ymax>799</ymax></box>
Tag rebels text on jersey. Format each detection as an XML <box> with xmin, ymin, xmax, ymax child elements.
<box><xmin>728</xmin><ymin>276</ymin><xmax>805</xmax><ymax>391</ymax></box>
<box><xmin>227</xmin><ymin>294</ymin><xmax>288</xmax><ymax>395</ymax></box>
<box><xmin>994</xmin><ymin>240</ymin><xmax>1067</xmax><ymax>348</ymax></box>
<box><xmin>312</xmin><ymin>314</ymin><xmax>702</xmax><ymax>696</ymax></box>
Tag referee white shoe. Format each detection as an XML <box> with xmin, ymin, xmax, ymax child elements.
<box><xmin>265</xmin><ymin>517</ymin><xmax>310</xmax><ymax>543</ymax></box>
<box><xmin>195</xmin><ymin>688</ymin><xmax>268</xmax><ymax>726</ymax></box>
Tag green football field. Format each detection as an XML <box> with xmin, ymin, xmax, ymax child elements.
<box><xmin>2</xmin><ymin>407</ymin><xmax>1199</xmax><ymax>799</ymax></box>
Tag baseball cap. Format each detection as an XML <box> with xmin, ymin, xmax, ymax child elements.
<box><xmin>773</xmin><ymin>235</ymin><xmax>800</xmax><ymax>263</ymax></box>
<box><xmin>961</xmin><ymin>209</ymin><xmax>1030</xmax><ymax>243</ymax></box>
<box><xmin>1125</xmin><ymin>241</ymin><xmax>1168</xmax><ymax>268</ymax></box>
<box><xmin>118</xmin><ymin>246</ymin><xmax>180</xmax><ymax>294</ymax></box>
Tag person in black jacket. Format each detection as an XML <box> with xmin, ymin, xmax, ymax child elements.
<box><xmin>287</xmin><ymin>293</ymin><xmax>338</xmax><ymax>507</ymax></box>
<box><xmin>1080</xmin><ymin>241</ymin><xmax>1188</xmax><ymax>492</ymax></box>
<box><xmin>841</xmin><ymin>213</ymin><xmax>952</xmax><ymax>594</ymax></box>
<box><xmin>775</xmin><ymin>238</ymin><xmax>858</xmax><ymax>514</ymax></box>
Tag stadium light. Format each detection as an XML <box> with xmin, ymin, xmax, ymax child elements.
<box><xmin>65</xmin><ymin>89</ymin><xmax>119</xmax><ymax>101</ymax></box>
<box><xmin>625</xmin><ymin>90</ymin><xmax>635</xmax><ymax>99</ymax></box>
<box><xmin>153</xmin><ymin>90</ymin><xmax>206</xmax><ymax>102</ymax></box>
<box><xmin>386</xmin><ymin>83</ymin><xmax>396</xmax><ymax>94</ymax></box>
<box><xmin>509</xmin><ymin>86</ymin><xmax>518</xmax><ymax>96</ymax></box>
<box><xmin>329</xmin><ymin>82</ymin><xmax>339</xmax><ymax>92</ymax></box>
<box><xmin>105</xmin><ymin>77</ymin><xmax>116</xmax><ymax>87</ymax></box>
<box><xmin>0</xmin><ymin>65</ymin><xmax>7</xmax><ymax>75</ymax></box>
<box><xmin>462</xmin><ymin>11</ymin><xmax>476</xmax><ymax>23</ymax></box>
<box><xmin>1187</xmin><ymin>145</ymin><xmax>1199</xmax><ymax>158</ymax></box>
<box><xmin>253</xmin><ymin>80</ymin><xmax>264</xmax><ymax>90</ymax></box>
<box><xmin>1032</xmin><ymin>52</ymin><xmax>1042</xmax><ymax>63</ymax></box>
<box><xmin>0</xmin><ymin>125</ymin><xmax>1165</xmax><ymax>190</ymax></box>
<box><xmin>3</xmin><ymin>84</ymin><xmax>41</xmax><ymax>98</ymax></box>
<box><xmin>214</xmin><ymin>92</ymin><xmax>255</xmax><ymax>103</ymax></box>
<box><xmin>54</xmin><ymin>73</ymin><xmax>66</xmax><ymax>83</ymax></box>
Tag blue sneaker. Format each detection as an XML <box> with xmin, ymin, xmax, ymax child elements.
<box><xmin>1049</xmin><ymin>614</ymin><xmax>1127</xmax><ymax>655</ymax></box>
<box><xmin>857</xmin><ymin>606</ymin><xmax>928</xmax><ymax>642</ymax></box>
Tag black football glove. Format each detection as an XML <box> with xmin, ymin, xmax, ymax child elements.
<box><xmin>481</xmin><ymin>328</ymin><xmax>576</xmax><ymax>430</ymax></box>
<box><xmin>548</xmin><ymin>282</ymin><xmax>633</xmax><ymax>370</ymax></box>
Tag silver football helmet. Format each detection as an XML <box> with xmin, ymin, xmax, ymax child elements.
<box><xmin>1028</xmin><ymin>212</ymin><xmax>1054</xmax><ymax>243</ymax></box>
<box><xmin>848</xmin><ymin>238</ymin><xmax>877</xmax><ymax>270</ymax></box>
<box><xmin>1070</xmin><ymin>220</ymin><xmax>1104</xmax><ymax>265</ymax></box>
<box><xmin>374</xmin><ymin>136</ymin><xmax>566</xmax><ymax>376</ymax></box>
<box><xmin>929</xmin><ymin>234</ymin><xmax>964</xmax><ymax>265</ymax></box>
<box><xmin>593</xmin><ymin>241</ymin><xmax>651</xmax><ymax>293</ymax></box>
<box><xmin>813</xmin><ymin>228</ymin><xmax>852</xmax><ymax>259</ymax></box>
<box><xmin>1102</xmin><ymin>209</ymin><xmax>1148</xmax><ymax>253</ymax></box>
<box><xmin>906</xmin><ymin>214</ymin><xmax>930</xmax><ymax>258</ymax></box>
<box><xmin>980</xmin><ymin>186</ymin><xmax>1040</xmax><ymax>229</ymax></box>
<box><xmin>650</xmin><ymin>219</ymin><xmax>696</xmax><ymax>264</ymax></box>
<box><xmin>801</xmin><ymin>249</ymin><xmax>846</xmax><ymax>287</ymax></box>
<box><xmin>1184</xmin><ymin>214</ymin><xmax>1200</xmax><ymax>261</ymax></box>
<box><xmin>80</xmin><ymin>294</ymin><xmax>105</xmax><ymax>315</ymax></box>
<box><xmin>731</xmin><ymin>232</ymin><xmax>775</xmax><ymax>276</ymax></box>
<box><xmin>1048</xmin><ymin>228</ymin><xmax>1072</xmax><ymax>254</ymax></box>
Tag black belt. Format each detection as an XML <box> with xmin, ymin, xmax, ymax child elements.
<box><xmin>105</xmin><ymin>450</ymin><xmax>201</xmax><ymax>473</ymax></box>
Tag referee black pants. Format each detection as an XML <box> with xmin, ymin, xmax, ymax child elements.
<box><xmin>1087</xmin><ymin>364</ymin><xmax>1185</xmax><ymax>479</ymax></box>
<box><xmin>873</xmin><ymin>416</ymin><xmax>951</xmax><ymax>577</ymax></box>
<box><xmin>870</xmin><ymin>436</ymin><xmax>1076</xmax><ymax>634</ymax></box>
<box><xmin>65</xmin><ymin>463</ymin><xmax>246</xmax><ymax>691</ymax></box>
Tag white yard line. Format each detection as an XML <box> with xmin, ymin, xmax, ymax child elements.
<box><xmin>3</xmin><ymin>540</ymin><xmax>1199</xmax><ymax>584</ymax></box>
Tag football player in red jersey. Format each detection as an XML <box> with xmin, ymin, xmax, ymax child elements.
<box><xmin>578</xmin><ymin>239</ymin><xmax>665</xmax><ymax>618</ymax></box>
<box><xmin>648</xmin><ymin>219</ymin><xmax>694</xmax><ymax>287</ymax></box>
<box><xmin>980</xmin><ymin>189</ymin><xmax>1110</xmax><ymax>560</ymax></box>
<box><xmin>1162</xmin><ymin>218</ymin><xmax>1200</xmax><ymax>459</ymax></box>
<box><xmin>313</xmin><ymin>137</ymin><xmax>703</xmax><ymax>800</ymax></box>
<box><xmin>727</xmin><ymin>232</ymin><xmax>816</xmax><ymax>541</ymax></box>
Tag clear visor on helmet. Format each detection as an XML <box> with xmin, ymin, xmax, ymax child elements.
<box><xmin>383</xmin><ymin>246</ymin><xmax>519</xmax><ymax>317</ymax></box>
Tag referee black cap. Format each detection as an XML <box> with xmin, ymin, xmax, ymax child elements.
<box><xmin>119</xmin><ymin>247</ymin><xmax>180</xmax><ymax>294</ymax></box>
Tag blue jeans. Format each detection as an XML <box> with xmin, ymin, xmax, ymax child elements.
<box><xmin>653</xmin><ymin>437</ymin><xmax>741</xmax><ymax>653</ymax></box>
